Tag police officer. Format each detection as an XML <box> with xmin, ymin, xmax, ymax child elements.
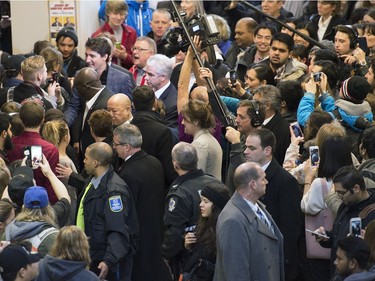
<box><xmin>76</xmin><ymin>142</ymin><xmax>139</xmax><ymax>281</ymax></box>
<box><xmin>161</xmin><ymin>142</ymin><xmax>225</xmax><ymax>280</ymax></box>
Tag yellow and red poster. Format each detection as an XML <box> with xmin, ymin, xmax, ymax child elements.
<box><xmin>49</xmin><ymin>1</ymin><xmax>76</xmax><ymax>40</ymax></box>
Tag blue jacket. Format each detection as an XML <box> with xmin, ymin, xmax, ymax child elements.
<box><xmin>99</xmin><ymin>0</ymin><xmax>153</xmax><ymax>36</ymax></box>
<box><xmin>297</xmin><ymin>92</ymin><xmax>373</xmax><ymax>132</ymax></box>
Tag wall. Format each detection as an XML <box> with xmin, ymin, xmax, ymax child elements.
<box><xmin>10</xmin><ymin>0</ymin><xmax>100</xmax><ymax>57</ymax></box>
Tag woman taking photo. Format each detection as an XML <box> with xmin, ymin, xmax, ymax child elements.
<box><xmin>182</xmin><ymin>183</ymin><xmax>230</xmax><ymax>281</ymax></box>
<box><xmin>302</xmin><ymin>123</ymin><xmax>353</xmax><ymax>281</ymax></box>
<box><xmin>37</xmin><ymin>225</ymin><xmax>99</xmax><ymax>281</ymax></box>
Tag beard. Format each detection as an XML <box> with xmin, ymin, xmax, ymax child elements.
<box><xmin>3</xmin><ymin>134</ymin><xmax>13</xmax><ymax>151</ymax></box>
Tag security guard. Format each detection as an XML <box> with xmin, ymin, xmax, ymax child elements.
<box><xmin>76</xmin><ymin>142</ymin><xmax>139</xmax><ymax>281</ymax></box>
<box><xmin>161</xmin><ymin>142</ymin><xmax>224</xmax><ymax>280</ymax></box>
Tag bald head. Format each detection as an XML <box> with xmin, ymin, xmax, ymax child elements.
<box><xmin>234</xmin><ymin>162</ymin><xmax>262</xmax><ymax>190</ymax></box>
<box><xmin>74</xmin><ymin>67</ymin><xmax>103</xmax><ymax>101</ymax></box>
<box><xmin>235</xmin><ymin>17</ymin><xmax>257</xmax><ymax>48</ymax></box>
<box><xmin>190</xmin><ymin>86</ymin><xmax>209</xmax><ymax>103</ymax></box>
<box><xmin>87</xmin><ymin>142</ymin><xmax>113</xmax><ymax>166</ymax></box>
<box><xmin>107</xmin><ymin>93</ymin><xmax>133</xmax><ymax>126</ymax></box>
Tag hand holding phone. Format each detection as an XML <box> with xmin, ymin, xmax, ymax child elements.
<box><xmin>290</xmin><ymin>122</ymin><xmax>303</xmax><ymax>138</ymax></box>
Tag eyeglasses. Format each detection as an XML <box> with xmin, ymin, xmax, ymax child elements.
<box><xmin>131</xmin><ymin>47</ymin><xmax>151</xmax><ymax>52</ymax></box>
<box><xmin>335</xmin><ymin>189</ymin><xmax>351</xmax><ymax>197</ymax></box>
<box><xmin>112</xmin><ymin>141</ymin><xmax>127</xmax><ymax>147</ymax></box>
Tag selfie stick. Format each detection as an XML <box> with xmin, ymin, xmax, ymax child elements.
<box><xmin>170</xmin><ymin>0</ymin><xmax>236</xmax><ymax>128</ymax></box>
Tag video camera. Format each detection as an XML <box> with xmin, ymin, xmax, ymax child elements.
<box><xmin>162</xmin><ymin>11</ymin><xmax>221</xmax><ymax>57</ymax></box>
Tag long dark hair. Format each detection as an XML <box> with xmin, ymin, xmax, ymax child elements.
<box><xmin>195</xmin><ymin>184</ymin><xmax>229</xmax><ymax>257</ymax></box>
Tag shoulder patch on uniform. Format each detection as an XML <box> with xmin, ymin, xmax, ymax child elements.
<box><xmin>168</xmin><ymin>197</ymin><xmax>176</xmax><ymax>212</ymax></box>
<box><xmin>109</xmin><ymin>195</ymin><xmax>123</xmax><ymax>212</ymax></box>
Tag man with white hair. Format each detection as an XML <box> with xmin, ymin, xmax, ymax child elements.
<box><xmin>145</xmin><ymin>54</ymin><xmax>177</xmax><ymax>128</ymax></box>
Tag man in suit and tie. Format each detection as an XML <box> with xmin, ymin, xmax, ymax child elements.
<box><xmin>113</xmin><ymin>123</ymin><xmax>170</xmax><ymax>281</ymax></box>
<box><xmin>144</xmin><ymin>54</ymin><xmax>178</xmax><ymax>128</ymax></box>
<box><xmin>214</xmin><ymin>161</ymin><xmax>284</xmax><ymax>281</ymax></box>
<box><xmin>71</xmin><ymin>67</ymin><xmax>113</xmax><ymax>167</ymax></box>
<box><xmin>85</xmin><ymin>37</ymin><xmax>134</xmax><ymax>99</ymax></box>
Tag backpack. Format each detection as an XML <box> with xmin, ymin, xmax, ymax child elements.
<box><xmin>27</xmin><ymin>226</ymin><xmax>59</xmax><ymax>253</ymax></box>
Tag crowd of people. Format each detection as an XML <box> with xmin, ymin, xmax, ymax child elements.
<box><xmin>1</xmin><ymin>0</ymin><xmax>375</xmax><ymax>281</ymax></box>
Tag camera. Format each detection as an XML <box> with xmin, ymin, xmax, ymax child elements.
<box><xmin>313</xmin><ymin>72</ymin><xmax>321</xmax><ymax>82</ymax></box>
<box><xmin>162</xmin><ymin>12</ymin><xmax>221</xmax><ymax>57</ymax></box>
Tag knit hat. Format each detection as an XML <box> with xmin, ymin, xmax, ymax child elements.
<box><xmin>23</xmin><ymin>186</ymin><xmax>49</xmax><ymax>209</ymax></box>
<box><xmin>200</xmin><ymin>185</ymin><xmax>230</xmax><ymax>210</ymax></box>
<box><xmin>8</xmin><ymin>166</ymin><xmax>34</xmax><ymax>208</ymax></box>
<box><xmin>2</xmin><ymin>55</ymin><xmax>26</xmax><ymax>75</ymax></box>
<box><xmin>341</xmin><ymin>76</ymin><xmax>372</xmax><ymax>104</ymax></box>
<box><xmin>56</xmin><ymin>27</ymin><xmax>78</xmax><ymax>46</ymax></box>
<box><xmin>0</xmin><ymin>244</ymin><xmax>40</xmax><ymax>275</ymax></box>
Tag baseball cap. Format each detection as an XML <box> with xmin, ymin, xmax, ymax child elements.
<box><xmin>0</xmin><ymin>244</ymin><xmax>40</xmax><ymax>275</ymax></box>
<box><xmin>2</xmin><ymin>55</ymin><xmax>26</xmax><ymax>75</ymax></box>
<box><xmin>8</xmin><ymin>166</ymin><xmax>34</xmax><ymax>208</ymax></box>
<box><xmin>23</xmin><ymin>186</ymin><xmax>49</xmax><ymax>209</ymax></box>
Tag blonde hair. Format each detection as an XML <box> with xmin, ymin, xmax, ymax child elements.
<box><xmin>316</xmin><ymin>121</ymin><xmax>346</xmax><ymax>148</ymax></box>
<box><xmin>50</xmin><ymin>226</ymin><xmax>91</xmax><ymax>267</ymax></box>
<box><xmin>212</xmin><ymin>14</ymin><xmax>231</xmax><ymax>41</ymax></box>
<box><xmin>21</xmin><ymin>55</ymin><xmax>45</xmax><ymax>81</ymax></box>
<box><xmin>42</xmin><ymin>119</ymin><xmax>69</xmax><ymax>146</ymax></box>
<box><xmin>16</xmin><ymin>205</ymin><xmax>57</xmax><ymax>228</ymax></box>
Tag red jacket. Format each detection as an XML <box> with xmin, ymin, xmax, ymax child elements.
<box><xmin>92</xmin><ymin>22</ymin><xmax>137</xmax><ymax>69</ymax></box>
<box><xmin>8</xmin><ymin>131</ymin><xmax>59</xmax><ymax>204</ymax></box>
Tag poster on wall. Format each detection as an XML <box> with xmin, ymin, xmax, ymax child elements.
<box><xmin>49</xmin><ymin>1</ymin><xmax>76</xmax><ymax>41</ymax></box>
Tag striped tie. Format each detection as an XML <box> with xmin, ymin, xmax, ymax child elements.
<box><xmin>256</xmin><ymin>207</ymin><xmax>274</xmax><ymax>233</ymax></box>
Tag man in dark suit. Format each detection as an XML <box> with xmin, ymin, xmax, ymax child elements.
<box><xmin>253</xmin><ymin>85</ymin><xmax>291</xmax><ymax>165</ymax></box>
<box><xmin>215</xmin><ymin>162</ymin><xmax>284</xmax><ymax>281</ymax></box>
<box><xmin>243</xmin><ymin>128</ymin><xmax>301</xmax><ymax>281</ymax></box>
<box><xmin>85</xmin><ymin>37</ymin><xmax>134</xmax><ymax>99</ymax></box>
<box><xmin>71</xmin><ymin>67</ymin><xmax>113</xmax><ymax>166</ymax></box>
<box><xmin>131</xmin><ymin>86</ymin><xmax>177</xmax><ymax>186</ymax></box>
<box><xmin>145</xmin><ymin>54</ymin><xmax>178</xmax><ymax>128</ymax></box>
<box><xmin>113</xmin><ymin>123</ymin><xmax>171</xmax><ymax>281</ymax></box>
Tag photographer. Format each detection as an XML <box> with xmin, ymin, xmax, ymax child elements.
<box><xmin>334</xmin><ymin>25</ymin><xmax>369</xmax><ymax>84</ymax></box>
<box><xmin>297</xmin><ymin>74</ymin><xmax>373</xmax><ymax>159</ymax></box>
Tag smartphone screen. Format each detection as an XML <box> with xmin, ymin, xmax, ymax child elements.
<box><xmin>350</xmin><ymin>218</ymin><xmax>362</xmax><ymax>237</ymax></box>
<box><xmin>229</xmin><ymin>70</ymin><xmax>237</xmax><ymax>85</ymax></box>
<box><xmin>31</xmin><ymin>145</ymin><xmax>42</xmax><ymax>168</ymax></box>
<box><xmin>291</xmin><ymin>122</ymin><xmax>303</xmax><ymax>138</ymax></box>
<box><xmin>310</xmin><ymin>146</ymin><xmax>319</xmax><ymax>166</ymax></box>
